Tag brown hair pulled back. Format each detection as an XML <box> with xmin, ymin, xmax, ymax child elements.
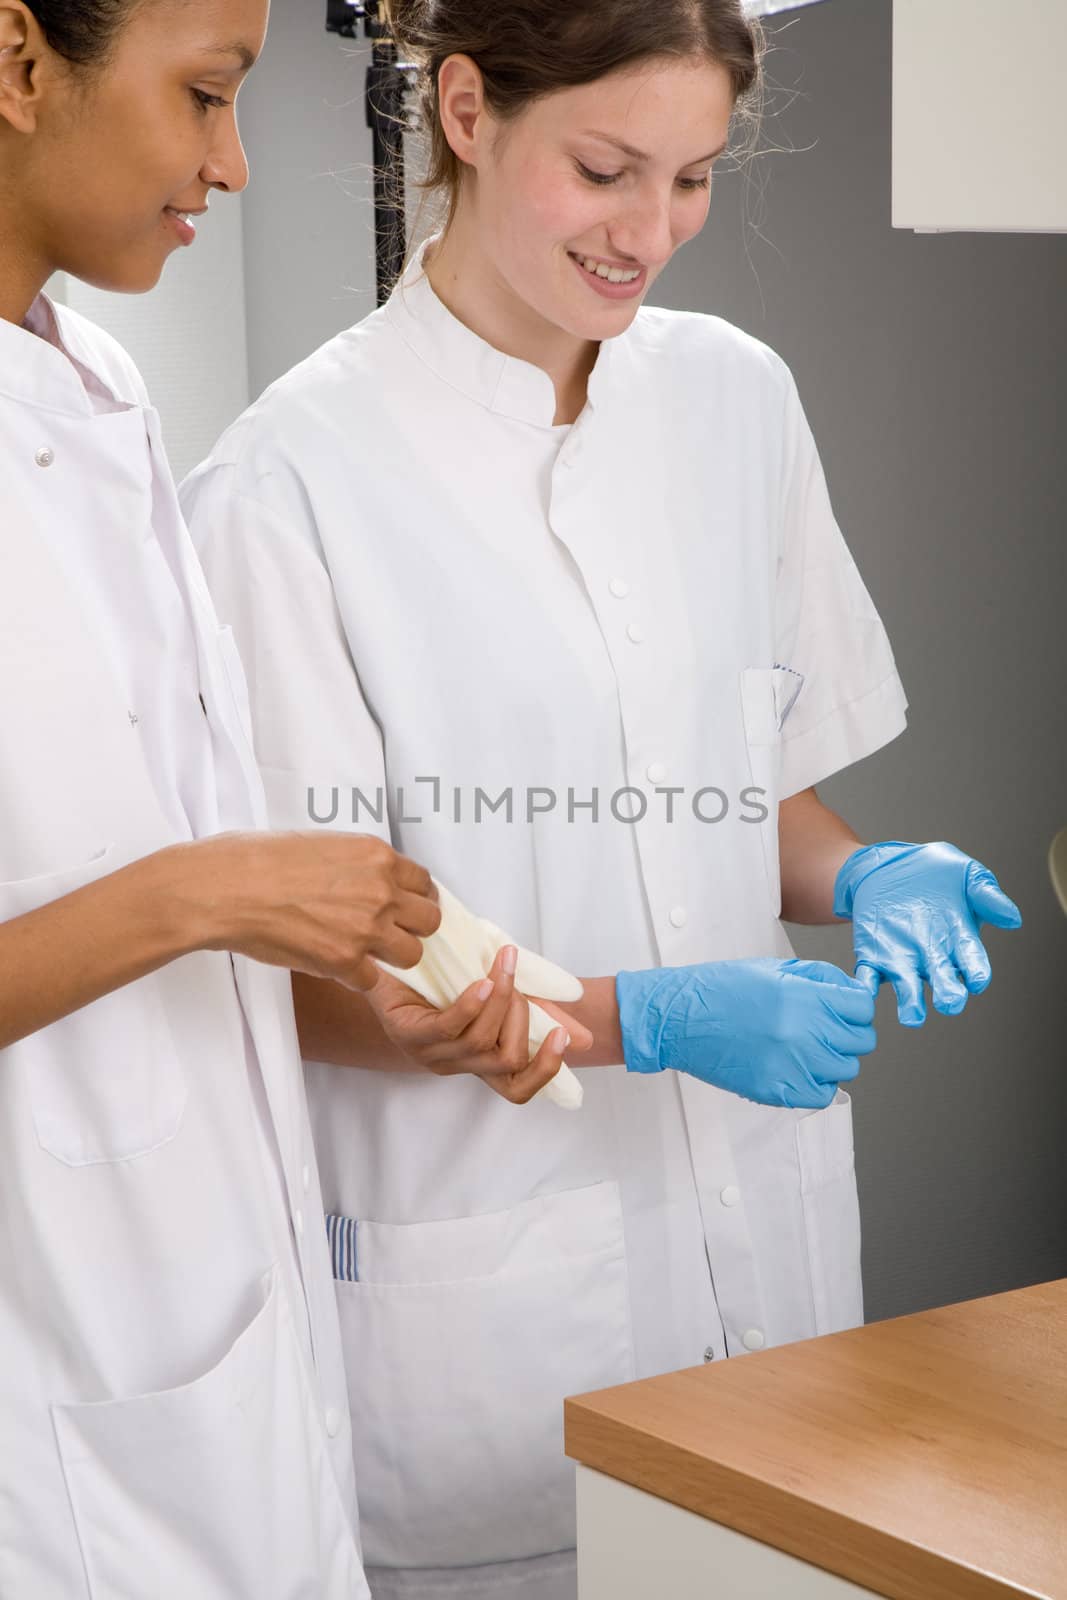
<box><xmin>386</xmin><ymin>0</ymin><xmax>763</xmax><ymax>236</ymax></box>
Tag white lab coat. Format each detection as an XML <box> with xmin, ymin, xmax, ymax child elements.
<box><xmin>0</xmin><ymin>302</ymin><xmax>369</xmax><ymax>1599</ymax></box>
<box><xmin>183</xmin><ymin>245</ymin><xmax>909</xmax><ymax>1600</ymax></box>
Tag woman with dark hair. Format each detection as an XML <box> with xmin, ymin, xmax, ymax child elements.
<box><xmin>185</xmin><ymin>3</ymin><xmax>1021</xmax><ymax>1596</ymax></box>
<box><xmin>0</xmin><ymin>2</ymin><xmax>447</xmax><ymax>1593</ymax></box>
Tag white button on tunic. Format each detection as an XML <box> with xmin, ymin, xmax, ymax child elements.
<box><xmin>184</xmin><ymin>238</ymin><xmax>908</xmax><ymax>1600</ymax></box>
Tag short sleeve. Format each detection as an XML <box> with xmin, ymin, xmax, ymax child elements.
<box><xmin>773</xmin><ymin>374</ymin><xmax>908</xmax><ymax>798</ymax></box>
<box><xmin>179</xmin><ymin>460</ymin><xmax>392</xmax><ymax>845</ymax></box>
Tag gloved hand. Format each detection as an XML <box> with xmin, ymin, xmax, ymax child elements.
<box><xmin>833</xmin><ymin>840</ymin><xmax>1022</xmax><ymax>1026</ymax></box>
<box><xmin>376</xmin><ymin>880</ymin><xmax>585</xmax><ymax>1109</ymax></box>
<box><xmin>616</xmin><ymin>958</ymin><xmax>877</xmax><ymax>1110</ymax></box>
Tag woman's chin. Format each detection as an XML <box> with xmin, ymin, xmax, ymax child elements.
<box><xmin>70</xmin><ymin>250</ymin><xmax>170</xmax><ymax>298</ymax></box>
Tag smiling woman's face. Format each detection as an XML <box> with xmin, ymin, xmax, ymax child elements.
<box><xmin>456</xmin><ymin>54</ymin><xmax>736</xmax><ymax>341</ymax></box>
<box><xmin>11</xmin><ymin>0</ymin><xmax>268</xmax><ymax>293</ymax></box>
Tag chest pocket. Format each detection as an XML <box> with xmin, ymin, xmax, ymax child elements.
<box><xmin>739</xmin><ymin>665</ymin><xmax>805</xmax><ymax>917</ymax></box>
<box><xmin>1</xmin><ymin>846</ymin><xmax>188</xmax><ymax>1167</ymax></box>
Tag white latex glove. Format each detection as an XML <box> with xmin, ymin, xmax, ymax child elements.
<box><xmin>376</xmin><ymin>880</ymin><xmax>585</xmax><ymax>1109</ymax></box>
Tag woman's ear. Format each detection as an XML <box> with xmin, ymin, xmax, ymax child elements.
<box><xmin>436</xmin><ymin>52</ymin><xmax>487</xmax><ymax>170</ymax></box>
<box><xmin>0</xmin><ymin>4</ymin><xmax>49</xmax><ymax>135</ymax></box>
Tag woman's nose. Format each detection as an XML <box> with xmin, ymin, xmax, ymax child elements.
<box><xmin>201</xmin><ymin>116</ymin><xmax>250</xmax><ymax>196</ymax></box>
<box><xmin>609</xmin><ymin>193</ymin><xmax>677</xmax><ymax>270</ymax></box>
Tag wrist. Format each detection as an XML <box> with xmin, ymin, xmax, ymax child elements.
<box><xmin>89</xmin><ymin>844</ymin><xmax>214</xmax><ymax>969</ymax></box>
<box><xmin>616</xmin><ymin>966</ymin><xmax>693</xmax><ymax>1075</ymax></box>
<box><xmin>144</xmin><ymin>837</ymin><xmax>247</xmax><ymax>957</ymax></box>
<box><xmin>832</xmin><ymin>839</ymin><xmax>919</xmax><ymax>919</ymax></box>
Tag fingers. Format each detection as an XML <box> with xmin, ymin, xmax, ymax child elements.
<box><xmin>785</xmin><ymin>958</ymin><xmax>852</xmax><ymax>985</ymax></box>
<box><xmin>954</xmin><ymin>928</ymin><xmax>992</xmax><ymax>994</ymax></box>
<box><xmin>459</xmin><ymin>944</ymin><xmax>518</xmax><ymax>1052</ymax></box>
<box><xmin>854</xmin><ymin>962</ymin><xmax>882</xmax><ymax>1000</ymax></box>
<box><xmin>818</xmin><ymin>1018</ymin><xmax>878</xmax><ymax>1059</ymax></box>
<box><xmin>966</xmin><ymin>862</ymin><xmax>1022</xmax><ymax>930</ymax></box>
<box><xmin>889</xmin><ymin>964</ymin><xmax>926</xmax><ymax>1027</ymax></box>
<box><xmin>393</xmin><ymin>854</ymin><xmax>437</xmax><ymax>901</ymax></box>
<box><xmin>425</xmin><ymin>975</ymin><xmax>497</xmax><ymax>1044</ymax></box>
<box><xmin>496</xmin><ymin>981</ymin><xmax>531</xmax><ymax>1064</ymax></box>
<box><xmin>927</xmin><ymin>949</ymin><xmax>969</xmax><ymax>1015</ymax></box>
<box><xmin>342</xmin><ymin>955</ymin><xmax>382</xmax><ymax>992</ymax></box>
<box><xmin>378</xmin><ymin>978</ymin><xmax>488</xmax><ymax>1054</ymax></box>
<box><xmin>395</xmin><ymin>888</ymin><xmax>442</xmax><ymax>939</ymax></box>
<box><xmin>788</xmin><ymin>960</ymin><xmax>877</xmax><ymax>1024</ymax></box>
<box><xmin>485</xmin><ymin>1025</ymin><xmax>572</xmax><ymax>1107</ymax></box>
<box><xmin>772</xmin><ymin>1073</ymin><xmax>837</xmax><ymax>1111</ymax></box>
<box><xmin>371</xmin><ymin>927</ymin><xmax>425</xmax><ymax>971</ymax></box>
<box><xmin>815</xmin><ymin>1038</ymin><xmax>864</xmax><ymax>1081</ymax></box>
<box><xmin>529</xmin><ymin>997</ymin><xmax>594</xmax><ymax>1054</ymax></box>
<box><xmin>421</xmin><ymin>945</ymin><xmax>520</xmax><ymax>1063</ymax></box>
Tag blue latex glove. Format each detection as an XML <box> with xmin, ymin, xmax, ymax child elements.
<box><xmin>616</xmin><ymin>958</ymin><xmax>877</xmax><ymax>1110</ymax></box>
<box><xmin>833</xmin><ymin>840</ymin><xmax>1022</xmax><ymax>1026</ymax></box>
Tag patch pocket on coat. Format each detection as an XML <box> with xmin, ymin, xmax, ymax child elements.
<box><xmin>52</xmin><ymin>1268</ymin><xmax>361</xmax><ymax>1599</ymax></box>
<box><xmin>0</xmin><ymin>846</ymin><xmax>188</xmax><ymax>1167</ymax></box>
<box><xmin>795</xmin><ymin>1089</ymin><xmax>864</xmax><ymax>1336</ymax></box>
<box><xmin>333</xmin><ymin>1180</ymin><xmax>635</xmax><ymax>1571</ymax></box>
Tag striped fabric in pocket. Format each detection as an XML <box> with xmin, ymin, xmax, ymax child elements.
<box><xmin>325</xmin><ymin>1213</ymin><xmax>359</xmax><ymax>1282</ymax></box>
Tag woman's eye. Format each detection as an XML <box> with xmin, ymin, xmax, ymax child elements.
<box><xmin>678</xmin><ymin>174</ymin><xmax>712</xmax><ymax>191</ymax></box>
<box><xmin>576</xmin><ymin>162</ymin><xmax>621</xmax><ymax>187</ymax></box>
<box><xmin>192</xmin><ymin>88</ymin><xmax>231</xmax><ymax>111</ymax></box>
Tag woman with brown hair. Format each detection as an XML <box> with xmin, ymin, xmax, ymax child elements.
<box><xmin>184</xmin><ymin>3</ymin><xmax>1019</xmax><ymax>1596</ymax></box>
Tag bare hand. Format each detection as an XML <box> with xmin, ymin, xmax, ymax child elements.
<box><xmin>367</xmin><ymin>943</ymin><xmax>593</xmax><ymax>1104</ymax></box>
<box><xmin>185</xmin><ymin>831</ymin><xmax>440</xmax><ymax>989</ymax></box>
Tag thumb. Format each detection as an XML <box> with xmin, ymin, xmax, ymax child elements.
<box><xmin>966</xmin><ymin>862</ymin><xmax>1022</xmax><ymax>929</ymax></box>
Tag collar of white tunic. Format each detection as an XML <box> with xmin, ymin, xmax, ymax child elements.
<box><xmin>0</xmin><ymin>292</ymin><xmax>134</xmax><ymax>417</ymax></box>
<box><xmin>385</xmin><ymin>236</ymin><xmax>623</xmax><ymax>430</ymax></box>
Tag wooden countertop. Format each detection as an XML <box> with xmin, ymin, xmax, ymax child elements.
<box><xmin>565</xmin><ymin>1279</ymin><xmax>1067</xmax><ymax>1599</ymax></box>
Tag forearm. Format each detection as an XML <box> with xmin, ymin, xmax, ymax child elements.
<box><xmin>778</xmin><ymin>786</ymin><xmax>862</xmax><ymax>924</ymax></box>
<box><xmin>293</xmin><ymin>970</ymin><xmax>624</xmax><ymax>1071</ymax></box>
<box><xmin>556</xmin><ymin>975</ymin><xmax>624</xmax><ymax>1066</ymax></box>
<box><xmin>291</xmin><ymin>972</ymin><xmax>419</xmax><ymax>1070</ymax></box>
<box><xmin>0</xmin><ymin>845</ymin><xmax>205</xmax><ymax>1051</ymax></box>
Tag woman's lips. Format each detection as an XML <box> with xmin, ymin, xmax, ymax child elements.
<box><xmin>568</xmin><ymin>251</ymin><xmax>647</xmax><ymax>300</ymax></box>
<box><xmin>163</xmin><ymin>208</ymin><xmax>198</xmax><ymax>246</ymax></box>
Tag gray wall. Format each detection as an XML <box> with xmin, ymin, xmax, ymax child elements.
<box><xmin>235</xmin><ymin>0</ymin><xmax>1067</xmax><ymax>1322</ymax></box>
<box><xmin>237</xmin><ymin>0</ymin><xmax>379</xmax><ymax>402</ymax></box>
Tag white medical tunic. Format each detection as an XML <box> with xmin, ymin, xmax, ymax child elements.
<box><xmin>182</xmin><ymin>245</ymin><xmax>908</xmax><ymax>1600</ymax></box>
<box><xmin>0</xmin><ymin>300</ymin><xmax>369</xmax><ymax>1599</ymax></box>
